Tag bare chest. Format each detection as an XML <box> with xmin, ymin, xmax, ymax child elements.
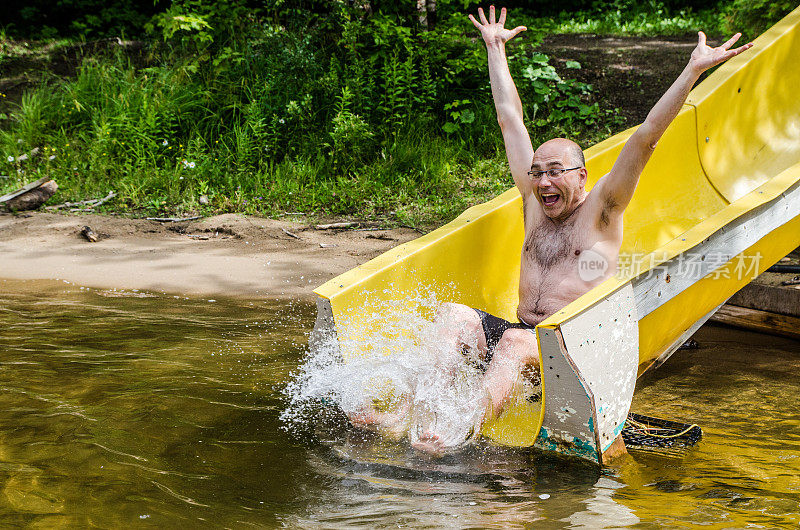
<box><xmin>524</xmin><ymin>220</ymin><xmax>585</xmax><ymax>270</ymax></box>
<box><xmin>517</xmin><ymin>204</ymin><xmax>611</xmax><ymax>322</ymax></box>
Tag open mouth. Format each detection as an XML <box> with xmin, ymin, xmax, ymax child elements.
<box><xmin>541</xmin><ymin>193</ymin><xmax>560</xmax><ymax>206</ymax></box>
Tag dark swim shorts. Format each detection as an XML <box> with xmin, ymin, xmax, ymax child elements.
<box><xmin>472</xmin><ymin>308</ymin><xmax>536</xmax><ymax>360</ymax></box>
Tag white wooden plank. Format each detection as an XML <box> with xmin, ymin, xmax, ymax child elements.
<box><xmin>558</xmin><ymin>284</ymin><xmax>639</xmax><ymax>455</ymax></box>
<box><xmin>534</xmin><ymin>327</ymin><xmax>600</xmax><ymax>462</ymax></box>
<box><xmin>311</xmin><ymin>297</ymin><xmax>339</xmax><ymax>355</ymax></box>
<box><xmin>631</xmin><ymin>179</ymin><xmax>800</xmax><ymax>318</ymax></box>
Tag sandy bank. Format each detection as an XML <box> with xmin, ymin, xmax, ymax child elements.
<box><xmin>0</xmin><ymin>212</ymin><xmax>419</xmax><ymax>299</ymax></box>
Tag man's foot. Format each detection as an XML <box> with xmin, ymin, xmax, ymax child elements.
<box><xmin>349</xmin><ymin>398</ymin><xmax>412</xmax><ymax>440</ymax></box>
<box><xmin>410</xmin><ymin>426</ymin><xmax>478</xmax><ymax>456</ymax></box>
<box><xmin>410</xmin><ymin>391</ymin><xmax>490</xmax><ymax>456</ymax></box>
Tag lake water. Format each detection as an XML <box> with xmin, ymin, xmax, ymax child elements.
<box><xmin>1</xmin><ymin>279</ymin><xmax>798</xmax><ymax>527</ymax></box>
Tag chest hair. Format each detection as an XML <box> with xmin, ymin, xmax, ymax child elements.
<box><xmin>524</xmin><ymin>217</ymin><xmax>578</xmax><ymax>269</ymax></box>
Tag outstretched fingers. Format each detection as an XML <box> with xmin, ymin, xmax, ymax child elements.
<box><xmin>509</xmin><ymin>25</ymin><xmax>527</xmax><ymax>38</ymax></box>
<box><xmin>478</xmin><ymin>6</ymin><xmax>489</xmax><ymax>25</ymax></box>
<box><xmin>723</xmin><ymin>41</ymin><xmax>754</xmax><ymax>60</ymax></box>
<box><xmin>469</xmin><ymin>5</ymin><xmax>525</xmax><ymax>42</ymax></box>
<box><xmin>721</xmin><ymin>32</ymin><xmax>742</xmax><ymax>50</ymax></box>
<box><xmin>694</xmin><ymin>29</ymin><xmax>753</xmax><ymax>69</ymax></box>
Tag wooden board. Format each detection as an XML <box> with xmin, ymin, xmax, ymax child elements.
<box><xmin>710</xmin><ymin>304</ymin><xmax>800</xmax><ymax>340</ymax></box>
<box><xmin>728</xmin><ymin>282</ymin><xmax>800</xmax><ymax>318</ymax></box>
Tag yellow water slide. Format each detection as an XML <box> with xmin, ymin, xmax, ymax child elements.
<box><xmin>313</xmin><ymin>8</ymin><xmax>800</xmax><ymax>463</ymax></box>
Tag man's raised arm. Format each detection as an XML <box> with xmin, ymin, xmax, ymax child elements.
<box><xmin>598</xmin><ymin>31</ymin><xmax>753</xmax><ymax>214</ymax></box>
<box><xmin>469</xmin><ymin>6</ymin><xmax>534</xmax><ymax>193</ymax></box>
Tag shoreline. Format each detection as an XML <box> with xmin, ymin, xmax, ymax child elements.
<box><xmin>0</xmin><ymin>211</ymin><xmax>419</xmax><ymax>300</ymax></box>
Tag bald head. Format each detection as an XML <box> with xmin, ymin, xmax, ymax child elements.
<box><xmin>534</xmin><ymin>138</ymin><xmax>584</xmax><ymax>168</ymax></box>
<box><xmin>530</xmin><ymin>138</ymin><xmax>588</xmax><ymax>221</ymax></box>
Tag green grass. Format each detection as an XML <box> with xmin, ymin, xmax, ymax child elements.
<box><xmin>518</xmin><ymin>1</ymin><xmax>724</xmax><ymax>38</ymax></box>
<box><xmin>0</xmin><ymin>3</ymin><xmax>672</xmax><ymax>229</ymax></box>
<box><xmin>0</xmin><ymin>85</ymin><xmax>548</xmax><ymax>228</ymax></box>
<box><xmin>2</xmin><ymin>0</ymin><xmax>790</xmax><ymax>228</ymax></box>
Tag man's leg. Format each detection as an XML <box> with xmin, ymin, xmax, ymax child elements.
<box><xmin>412</xmin><ymin>327</ymin><xmax>539</xmax><ymax>454</ymax></box>
<box><xmin>349</xmin><ymin>303</ymin><xmax>487</xmax><ymax>437</ymax></box>
<box><xmin>480</xmin><ymin>328</ymin><xmax>539</xmax><ymax>422</ymax></box>
<box><xmin>430</xmin><ymin>303</ymin><xmax>488</xmax><ymax>372</ymax></box>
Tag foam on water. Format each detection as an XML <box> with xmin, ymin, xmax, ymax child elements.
<box><xmin>281</xmin><ymin>293</ymin><xmax>488</xmax><ymax>449</ymax></box>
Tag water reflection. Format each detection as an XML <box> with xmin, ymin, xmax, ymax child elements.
<box><xmin>0</xmin><ymin>280</ymin><xmax>316</xmax><ymax>527</ymax></box>
<box><xmin>0</xmin><ymin>280</ymin><xmax>798</xmax><ymax>527</ymax></box>
<box><xmin>287</xmin><ymin>438</ymin><xmax>605</xmax><ymax>529</ymax></box>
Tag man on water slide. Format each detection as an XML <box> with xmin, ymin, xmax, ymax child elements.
<box><xmin>353</xmin><ymin>6</ymin><xmax>752</xmax><ymax>454</ymax></box>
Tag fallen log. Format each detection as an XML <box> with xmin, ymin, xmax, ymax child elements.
<box><xmin>0</xmin><ymin>177</ymin><xmax>58</xmax><ymax>211</ymax></box>
<box><xmin>315</xmin><ymin>222</ymin><xmax>355</xmax><ymax>230</ymax></box>
<box><xmin>80</xmin><ymin>226</ymin><xmax>98</xmax><ymax>242</ymax></box>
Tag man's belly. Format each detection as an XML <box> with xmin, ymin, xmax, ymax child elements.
<box><xmin>516</xmin><ymin>293</ymin><xmax>574</xmax><ymax>325</ymax></box>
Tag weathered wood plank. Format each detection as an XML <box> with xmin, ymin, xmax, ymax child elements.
<box><xmin>632</xmin><ymin>177</ymin><xmax>800</xmax><ymax>319</ymax></box>
<box><xmin>728</xmin><ymin>282</ymin><xmax>800</xmax><ymax>318</ymax></box>
<box><xmin>710</xmin><ymin>304</ymin><xmax>800</xmax><ymax>340</ymax></box>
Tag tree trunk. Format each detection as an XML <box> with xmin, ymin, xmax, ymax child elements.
<box><xmin>415</xmin><ymin>0</ymin><xmax>437</xmax><ymax>30</ymax></box>
<box><xmin>426</xmin><ymin>0</ymin><xmax>437</xmax><ymax>30</ymax></box>
<box><xmin>416</xmin><ymin>0</ymin><xmax>428</xmax><ymax>29</ymax></box>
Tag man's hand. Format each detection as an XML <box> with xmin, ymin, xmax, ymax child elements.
<box><xmin>468</xmin><ymin>6</ymin><xmax>526</xmax><ymax>48</ymax></box>
<box><xmin>469</xmin><ymin>5</ymin><xmax>534</xmax><ymax>193</ymax></box>
<box><xmin>689</xmin><ymin>31</ymin><xmax>753</xmax><ymax>74</ymax></box>
<box><xmin>596</xmin><ymin>29</ymin><xmax>753</xmax><ymax>221</ymax></box>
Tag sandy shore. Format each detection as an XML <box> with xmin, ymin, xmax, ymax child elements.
<box><xmin>0</xmin><ymin>211</ymin><xmax>419</xmax><ymax>299</ymax></box>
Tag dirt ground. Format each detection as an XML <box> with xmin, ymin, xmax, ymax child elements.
<box><xmin>538</xmin><ymin>34</ymin><xmax>701</xmax><ymax>128</ymax></box>
<box><xmin>0</xmin><ymin>211</ymin><xmax>419</xmax><ymax>299</ymax></box>
<box><xmin>1</xmin><ymin>33</ymin><xmax>706</xmax><ymax>299</ymax></box>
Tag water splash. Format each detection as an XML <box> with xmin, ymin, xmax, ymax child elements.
<box><xmin>281</xmin><ymin>292</ymin><xmax>488</xmax><ymax>450</ymax></box>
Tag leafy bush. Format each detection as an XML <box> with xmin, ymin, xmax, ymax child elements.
<box><xmin>522</xmin><ymin>0</ymin><xmax>722</xmax><ymax>36</ymax></box>
<box><xmin>722</xmin><ymin>0</ymin><xmax>797</xmax><ymax>40</ymax></box>
<box><xmin>0</xmin><ymin>0</ymin><xmax>625</xmax><ymax>226</ymax></box>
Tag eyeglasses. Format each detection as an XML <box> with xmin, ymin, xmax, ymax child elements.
<box><xmin>527</xmin><ymin>167</ymin><xmax>582</xmax><ymax>179</ymax></box>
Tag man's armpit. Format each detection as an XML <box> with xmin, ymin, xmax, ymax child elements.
<box><xmin>598</xmin><ymin>195</ymin><xmax>620</xmax><ymax>228</ymax></box>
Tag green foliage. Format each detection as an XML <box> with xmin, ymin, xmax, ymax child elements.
<box><xmin>144</xmin><ymin>0</ymin><xmax>254</xmax><ymax>77</ymax></box>
<box><xmin>152</xmin><ymin>10</ymin><xmax>212</xmax><ymax>42</ymax></box>
<box><xmin>443</xmin><ymin>99</ymin><xmax>475</xmax><ymax>136</ymax></box>
<box><xmin>325</xmin><ymin>87</ymin><xmax>375</xmax><ymax>173</ymax></box>
<box><xmin>722</xmin><ymin>0</ymin><xmax>796</xmax><ymax>40</ymax></box>
<box><xmin>525</xmin><ymin>0</ymin><xmax>723</xmax><ymax>36</ymax></box>
<box><xmin>512</xmin><ymin>52</ymin><xmax>618</xmax><ymax>133</ymax></box>
<box><xmin>0</xmin><ymin>0</ymin><xmax>627</xmax><ymax>226</ymax></box>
